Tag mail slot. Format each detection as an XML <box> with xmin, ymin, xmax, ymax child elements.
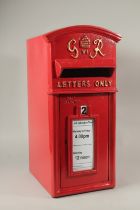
<box><xmin>27</xmin><ymin>25</ymin><xmax>121</xmax><ymax>197</ymax></box>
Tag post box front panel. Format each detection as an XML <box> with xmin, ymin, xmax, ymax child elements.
<box><xmin>60</xmin><ymin>93</ymin><xmax>109</xmax><ymax>188</ymax></box>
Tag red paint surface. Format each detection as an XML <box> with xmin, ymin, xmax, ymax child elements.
<box><xmin>27</xmin><ymin>25</ymin><xmax>121</xmax><ymax>197</ymax></box>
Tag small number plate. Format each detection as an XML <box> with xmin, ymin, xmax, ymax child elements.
<box><xmin>80</xmin><ymin>105</ymin><xmax>88</xmax><ymax>115</ymax></box>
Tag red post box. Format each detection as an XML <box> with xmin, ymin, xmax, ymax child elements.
<box><xmin>27</xmin><ymin>25</ymin><xmax>121</xmax><ymax>197</ymax></box>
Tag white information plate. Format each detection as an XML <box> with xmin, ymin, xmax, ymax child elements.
<box><xmin>72</xmin><ymin>119</ymin><xmax>94</xmax><ymax>172</ymax></box>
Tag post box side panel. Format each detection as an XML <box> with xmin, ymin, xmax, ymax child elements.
<box><xmin>60</xmin><ymin>94</ymin><xmax>109</xmax><ymax>189</ymax></box>
<box><xmin>27</xmin><ymin>37</ymin><xmax>55</xmax><ymax>196</ymax></box>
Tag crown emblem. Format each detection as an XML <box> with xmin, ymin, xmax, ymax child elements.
<box><xmin>79</xmin><ymin>34</ymin><xmax>91</xmax><ymax>49</ymax></box>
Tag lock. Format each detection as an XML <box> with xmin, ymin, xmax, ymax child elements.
<box><xmin>27</xmin><ymin>25</ymin><xmax>121</xmax><ymax>197</ymax></box>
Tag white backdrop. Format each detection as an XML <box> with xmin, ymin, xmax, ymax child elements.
<box><xmin>0</xmin><ymin>0</ymin><xmax>140</xmax><ymax>209</ymax></box>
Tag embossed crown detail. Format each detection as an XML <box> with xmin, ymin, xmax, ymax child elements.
<box><xmin>67</xmin><ymin>34</ymin><xmax>105</xmax><ymax>59</ymax></box>
<box><xmin>80</xmin><ymin>35</ymin><xmax>91</xmax><ymax>49</ymax></box>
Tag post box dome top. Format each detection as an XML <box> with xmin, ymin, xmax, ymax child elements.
<box><xmin>43</xmin><ymin>25</ymin><xmax>121</xmax><ymax>43</ymax></box>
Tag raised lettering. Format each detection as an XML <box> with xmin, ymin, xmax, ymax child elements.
<box><xmin>62</xmin><ymin>81</ymin><xmax>67</xmax><ymax>88</ymax></box>
<box><xmin>87</xmin><ymin>80</ymin><xmax>91</xmax><ymax>87</ymax></box>
<box><xmin>94</xmin><ymin>80</ymin><xmax>99</xmax><ymax>87</ymax></box>
<box><xmin>67</xmin><ymin>39</ymin><xmax>79</xmax><ymax>58</ymax></box>
<box><xmin>89</xmin><ymin>39</ymin><xmax>105</xmax><ymax>59</ymax></box>
<box><xmin>57</xmin><ymin>81</ymin><xmax>62</xmax><ymax>88</ymax></box>
<box><xmin>100</xmin><ymin>81</ymin><xmax>104</xmax><ymax>87</ymax></box>
<box><xmin>108</xmin><ymin>81</ymin><xmax>112</xmax><ymax>86</ymax></box>
<box><xmin>77</xmin><ymin>81</ymin><xmax>81</xmax><ymax>87</ymax></box>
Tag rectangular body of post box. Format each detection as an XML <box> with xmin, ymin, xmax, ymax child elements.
<box><xmin>27</xmin><ymin>25</ymin><xmax>121</xmax><ymax>197</ymax></box>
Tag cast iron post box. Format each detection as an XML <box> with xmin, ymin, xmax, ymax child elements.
<box><xmin>27</xmin><ymin>25</ymin><xmax>121</xmax><ymax>197</ymax></box>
